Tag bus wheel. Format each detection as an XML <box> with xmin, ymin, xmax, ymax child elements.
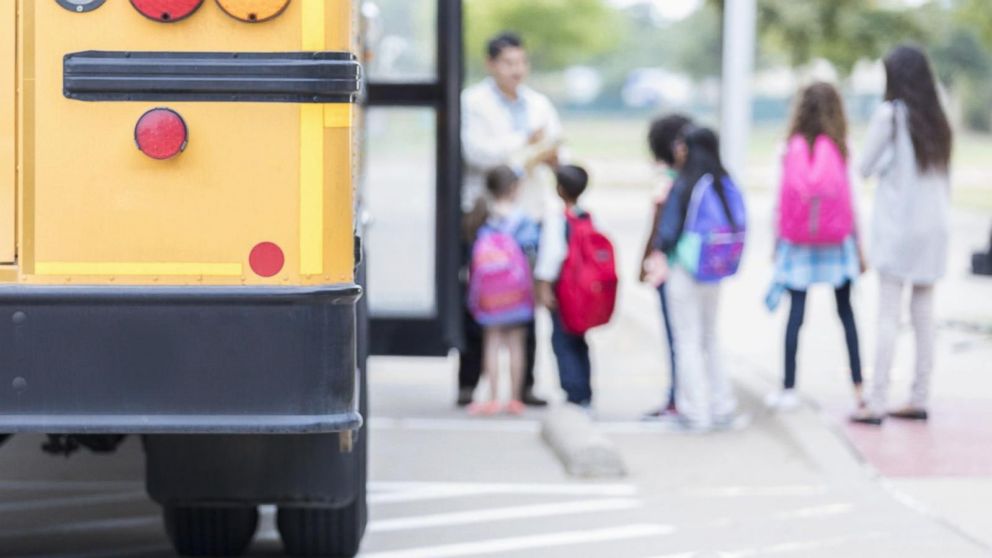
<box><xmin>163</xmin><ymin>504</ymin><xmax>259</xmax><ymax>557</ymax></box>
<box><xmin>277</xmin><ymin>498</ymin><xmax>365</xmax><ymax>558</ymax></box>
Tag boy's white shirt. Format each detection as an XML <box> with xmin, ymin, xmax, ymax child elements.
<box><xmin>533</xmin><ymin>197</ymin><xmax>570</xmax><ymax>282</ymax></box>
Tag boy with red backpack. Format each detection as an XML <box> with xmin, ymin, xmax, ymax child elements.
<box><xmin>535</xmin><ymin>165</ymin><xmax>618</xmax><ymax>407</ymax></box>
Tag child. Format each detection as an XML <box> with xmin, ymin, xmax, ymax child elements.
<box><xmin>467</xmin><ymin>166</ymin><xmax>539</xmax><ymax>416</ymax></box>
<box><xmin>765</xmin><ymin>82</ymin><xmax>866</xmax><ymax>412</ymax></box>
<box><xmin>640</xmin><ymin>114</ymin><xmax>693</xmax><ymax>421</ymax></box>
<box><xmin>852</xmin><ymin>45</ymin><xmax>953</xmax><ymax>425</ymax></box>
<box><xmin>535</xmin><ymin>165</ymin><xmax>608</xmax><ymax>408</ymax></box>
<box><xmin>651</xmin><ymin>127</ymin><xmax>746</xmax><ymax>432</ymax></box>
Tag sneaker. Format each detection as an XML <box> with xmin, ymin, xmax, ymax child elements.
<box><xmin>713</xmin><ymin>413</ymin><xmax>751</xmax><ymax>431</ymax></box>
<box><xmin>641</xmin><ymin>404</ymin><xmax>681</xmax><ymax>422</ymax></box>
<box><xmin>764</xmin><ymin>389</ymin><xmax>801</xmax><ymax>411</ymax></box>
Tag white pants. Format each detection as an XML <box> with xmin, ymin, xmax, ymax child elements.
<box><xmin>870</xmin><ymin>274</ymin><xmax>935</xmax><ymax>412</ymax></box>
<box><xmin>667</xmin><ymin>266</ymin><xmax>737</xmax><ymax>427</ymax></box>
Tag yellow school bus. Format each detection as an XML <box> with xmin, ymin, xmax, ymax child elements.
<box><xmin>1</xmin><ymin>1</ymin><xmax>366</xmax><ymax>555</ymax></box>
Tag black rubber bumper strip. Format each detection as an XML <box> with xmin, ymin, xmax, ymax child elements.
<box><xmin>64</xmin><ymin>51</ymin><xmax>363</xmax><ymax>103</ymax></box>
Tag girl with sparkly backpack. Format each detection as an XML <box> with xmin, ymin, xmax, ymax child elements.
<box><xmin>649</xmin><ymin>127</ymin><xmax>745</xmax><ymax>431</ymax></box>
<box><xmin>467</xmin><ymin>166</ymin><xmax>539</xmax><ymax>416</ymax></box>
<box><xmin>764</xmin><ymin>82</ymin><xmax>866</xmax><ymax>414</ymax></box>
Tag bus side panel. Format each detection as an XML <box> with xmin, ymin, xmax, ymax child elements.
<box><xmin>0</xmin><ymin>2</ymin><xmax>14</xmax><ymax>264</ymax></box>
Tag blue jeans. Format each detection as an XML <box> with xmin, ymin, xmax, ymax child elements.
<box><xmin>551</xmin><ymin>311</ymin><xmax>592</xmax><ymax>405</ymax></box>
<box><xmin>658</xmin><ymin>284</ymin><xmax>678</xmax><ymax>407</ymax></box>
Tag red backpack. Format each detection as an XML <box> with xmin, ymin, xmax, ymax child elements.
<box><xmin>555</xmin><ymin>210</ymin><xmax>618</xmax><ymax>335</ymax></box>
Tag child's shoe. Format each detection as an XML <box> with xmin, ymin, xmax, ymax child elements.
<box><xmin>468</xmin><ymin>401</ymin><xmax>502</xmax><ymax>417</ymax></box>
<box><xmin>504</xmin><ymin>400</ymin><xmax>526</xmax><ymax>416</ymax></box>
<box><xmin>764</xmin><ymin>389</ymin><xmax>800</xmax><ymax>411</ymax></box>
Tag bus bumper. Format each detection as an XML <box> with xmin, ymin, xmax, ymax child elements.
<box><xmin>0</xmin><ymin>285</ymin><xmax>362</xmax><ymax>434</ymax></box>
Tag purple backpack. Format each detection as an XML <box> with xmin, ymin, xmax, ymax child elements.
<box><xmin>674</xmin><ymin>174</ymin><xmax>747</xmax><ymax>282</ymax></box>
<box><xmin>468</xmin><ymin>223</ymin><xmax>535</xmax><ymax>327</ymax></box>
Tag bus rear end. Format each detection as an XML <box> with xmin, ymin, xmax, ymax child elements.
<box><xmin>1</xmin><ymin>1</ymin><xmax>367</xmax><ymax>555</ymax></box>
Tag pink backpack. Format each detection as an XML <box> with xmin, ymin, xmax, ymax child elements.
<box><xmin>468</xmin><ymin>225</ymin><xmax>535</xmax><ymax>327</ymax></box>
<box><xmin>779</xmin><ymin>134</ymin><xmax>854</xmax><ymax>245</ymax></box>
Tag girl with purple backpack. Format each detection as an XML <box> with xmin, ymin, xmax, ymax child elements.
<box><xmin>650</xmin><ymin>127</ymin><xmax>747</xmax><ymax>432</ymax></box>
<box><xmin>764</xmin><ymin>82</ymin><xmax>866</xmax><ymax>413</ymax></box>
<box><xmin>467</xmin><ymin>166</ymin><xmax>540</xmax><ymax>416</ymax></box>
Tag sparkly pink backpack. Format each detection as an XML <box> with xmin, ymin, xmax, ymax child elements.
<box><xmin>779</xmin><ymin>134</ymin><xmax>854</xmax><ymax>245</ymax></box>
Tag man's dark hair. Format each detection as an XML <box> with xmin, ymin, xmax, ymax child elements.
<box><xmin>487</xmin><ymin>32</ymin><xmax>524</xmax><ymax>60</ymax></box>
<box><xmin>486</xmin><ymin>165</ymin><xmax>520</xmax><ymax>200</ymax></box>
<box><xmin>648</xmin><ymin>114</ymin><xmax>693</xmax><ymax>165</ymax></box>
<box><xmin>556</xmin><ymin>165</ymin><xmax>589</xmax><ymax>202</ymax></box>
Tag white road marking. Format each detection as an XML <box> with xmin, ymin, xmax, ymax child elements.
<box><xmin>372</xmin><ymin>417</ymin><xmax>541</xmax><ymax>433</ymax></box>
<box><xmin>0</xmin><ymin>480</ymin><xmax>143</xmax><ymax>492</ymax></box>
<box><xmin>684</xmin><ymin>485</ymin><xmax>829</xmax><ymax>498</ymax></box>
<box><xmin>0</xmin><ymin>491</ymin><xmax>147</xmax><ymax>513</ymax></box>
<box><xmin>0</xmin><ymin>516</ymin><xmax>160</xmax><ymax>539</ymax></box>
<box><xmin>716</xmin><ymin>532</ymin><xmax>886</xmax><ymax>558</ymax></box>
<box><xmin>772</xmin><ymin>503</ymin><xmax>854</xmax><ymax>520</ymax></box>
<box><xmin>369</xmin><ymin>498</ymin><xmax>641</xmax><ymax>533</ymax></box>
<box><xmin>369</xmin><ymin>481</ymin><xmax>637</xmax><ymax>504</ymax></box>
<box><xmin>361</xmin><ymin>524</ymin><xmax>675</xmax><ymax>558</ymax></box>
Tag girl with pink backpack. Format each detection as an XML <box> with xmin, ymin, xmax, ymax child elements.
<box><xmin>765</xmin><ymin>82</ymin><xmax>867</xmax><ymax>413</ymax></box>
<box><xmin>467</xmin><ymin>166</ymin><xmax>540</xmax><ymax>416</ymax></box>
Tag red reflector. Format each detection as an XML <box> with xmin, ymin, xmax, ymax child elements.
<box><xmin>250</xmin><ymin>242</ymin><xmax>285</xmax><ymax>277</ymax></box>
<box><xmin>130</xmin><ymin>0</ymin><xmax>203</xmax><ymax>22</ymax></box>
<box><xmin>134</xmin><ymin>108</ymin><xmax>188</xmax><ymax>160</ymax></box>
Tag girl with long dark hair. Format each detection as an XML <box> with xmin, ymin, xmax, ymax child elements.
<box><xmin>765</xmin><ymin>82</ymin><xmax>865</xmax><ymax>412</ymax></box>
<box><xmin>649</xmin><ymin>127</ymin><xmax>743</xmax><ymax>431</ymax></box>
<box><xmin>852</xmin><ymin>45</ymin><xmax>953</xmax><ymax>425</ymax></box>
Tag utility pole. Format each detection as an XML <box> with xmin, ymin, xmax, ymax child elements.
<box><xmin>720</xmin><ymin>0</ymin><xmax>757</xmax><ymax>179</ymax></box>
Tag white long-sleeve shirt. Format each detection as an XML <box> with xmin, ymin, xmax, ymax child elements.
<box><xmin>461</xmin><ymin>79</ymin><xmax>563</xmax><ymax>221</ymax></box>
<box><xmin>859</xmin><ymin>101</ymin><xmax>950</xmax><ymax>283</ymax></box>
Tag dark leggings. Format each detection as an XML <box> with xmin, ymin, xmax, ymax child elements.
<box><xmin>784</xmin><ymin>281</ymin><xmax>862</xmax><ymax>389</ymax></box>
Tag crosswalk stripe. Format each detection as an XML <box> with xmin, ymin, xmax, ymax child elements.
<box><xmin>369</xmin><ymin>498</ymin><xmax>641</xmax><ymax>532</ymax></box>
<box><xmin>361</xmin><ymin>524</ymin><xmax>675</xmax><ymax>558</ymax></box>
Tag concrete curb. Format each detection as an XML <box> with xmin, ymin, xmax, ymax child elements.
<box><xmin>540</xmin><ymin>404</ymin><xmax>627</xmax><ymax>479</ymax></box>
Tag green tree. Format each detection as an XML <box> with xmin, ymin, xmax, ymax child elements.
<box><xmin>463</xmin><ymin>0</ymin><xmax>626</xmax><ymax>78</ymax></box>
<box><xmin>754</xmin><ymin>0</ymin><xmax>927</xmax><ymax>76</ymax></box>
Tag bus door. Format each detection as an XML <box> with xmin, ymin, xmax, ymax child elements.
<box><xmin>364</xmin><ymin>0</ymin><xmax>463</xmax><ymax>356</ymax></box>
<box><xmin>0</xmin><ymin>2</ymin><xmax>13</xmax><ymax>264</ymax></box>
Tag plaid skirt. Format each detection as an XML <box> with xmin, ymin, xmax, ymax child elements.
<box><xmin>765</xmin><ymin>236</ymin><xmax>860</xmax><ymax>311</ymax></box>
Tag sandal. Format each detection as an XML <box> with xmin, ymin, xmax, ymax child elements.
<box><xmin>888</xmin><ymin>407</ymin><xmax>928</xmax><ymax>421</ymax></box>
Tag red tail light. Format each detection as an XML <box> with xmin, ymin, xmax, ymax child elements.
<box><xmin>130</xmin><ymin>0</ymin><xmax>204</xmax><ymax>22</ymax></box>
<box><xmin>134</xmin><ymin>108</ymin><xmax>188</xmax><ymax>160</ymax></box>
<box><xmin>250</xmin><ymin>242</ymin><xmax>285</xmax><ymax>277</ymax></box>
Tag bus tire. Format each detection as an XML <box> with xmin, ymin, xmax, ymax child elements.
<box><xmin>277</xmin><ymin>495</ymin><xmax>365</xmax><ymax>558</ymax></box>
<box><xmin>163</xmin><ymin>504</ymin><xmax>259</xmax><ymax>557</ymax></box>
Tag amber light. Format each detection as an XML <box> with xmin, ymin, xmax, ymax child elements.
<box><xmin>130</xmin><ymin>0</ymin><xmax>204</xmax><ymax>22</ymax></box>
<box><xmin>215</xmin><ymin>0</ymin><xmax>291</xmax><ymax>23</ymax></box>
<box><xmin>134</xmin><ymin>108</ymin><xmax>188</xmax><ymax>160</ymax></box>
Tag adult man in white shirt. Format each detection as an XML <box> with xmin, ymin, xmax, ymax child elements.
<box><xmin>458</xmin><ymin>32</ymin><xmax>562</xmax><ymax>407</ymax></box>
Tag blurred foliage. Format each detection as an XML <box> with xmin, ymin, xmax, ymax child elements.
<box><xmin>463</xmin><ymin>0</ymin><xmax>625</xmax><ymax>78</ymax></box>
<box><xmin>753</xmin><ymin>0</ymin><xmax>927</xmax><ymax>75</ymax></box>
